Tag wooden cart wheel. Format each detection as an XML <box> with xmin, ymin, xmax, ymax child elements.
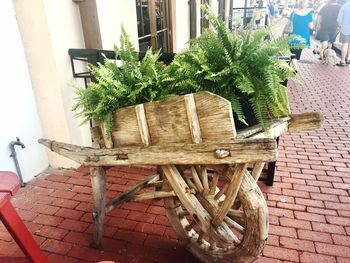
<box><xmin>160</xmin><ymin>164</ymin><xmax>268</xmax><ymax>263</ymax></box>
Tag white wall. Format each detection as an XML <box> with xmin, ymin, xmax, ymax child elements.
<box><xmin>172</xmin><ymin>0</ymin><xmax>191</xmax><ymax>52</ymax></box>
<box><xmin>13</xmin><ymin>0</ymin><xmax>89</xmax><ymax>169</ymax></box>
<box><xmin>0</xmin><ymin>0</ymin><xmax>48</xmax><ymax>182</ymax></box>
<box><xmin>43</xmin><ymin>0</ymin><xmax>91</xmax><ymax>146</ymax></box>
<box><xmin>96</xmin><ymin>0</ymin><xmax>139</xmax><ymax>50</ymax></box>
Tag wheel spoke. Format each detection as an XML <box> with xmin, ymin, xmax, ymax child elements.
<box><xmin>162</xmin><ymin>165</ymin><xmax>269</xmax><ymax>263</ymax></box>
<box><xmin>212</xmin><ymin>164</ymin><xmax>247</xmax><ymax>227</ymax></box>
<box><xmin>197</xmin><ymin>230</ymin><xmax>204</xmax><ymax>244</ymax></box>
<box><xmin>227</xmin><ymin>209</ymin><xmax>246</xmax><ymax>226</ymax></box>
<box><xmin>252</xmin><ymin>162</ymin><xmax>265</xmax><ymax>182</ymax></box>
<box><xmin>214</xmin><ymin>183</ymin><xmax>228</xmax><ymax>201</ymax></box>
<box><xmin>224</xmin><ymin>216</ymin><xmax>244</xmax><ymax>234</ymax></box>
<box><xmin>197</xmin><ymin>165</ymin><xmax>209</xmax><ymax>194</ymax></box>
<box><xmin>191</xmin><ymin>167</ymin><xmax>204</xmax><ymax>192</ymax></box>
<box><xmin>178</xmin><ymin>210</ymin><xmax>190</xmax><ymax>218</ymax></box>
<box><xmin>209</xmin><ymin>172</ymin><xmax>219</xmax><ymax>195</ymax></box>
<box><xmin>185</xmin><ymin>220</ymin><xmax>197</xmax><ymax>231</ymax></box>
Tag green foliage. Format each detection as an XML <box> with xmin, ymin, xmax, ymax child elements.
<box><xmin>73</xmin><ymin>7</ymin><xmax>304</xmax><ymax>132</ymax></box>
<box><xmin>165</xmin><ymin>5</ymin><xmax>303</xmax><ymax>130</ymax></box>
<box><xmin>73</xmin><ymin>27</ymin><xmax>171</xmax><ymax>131</ymax></box>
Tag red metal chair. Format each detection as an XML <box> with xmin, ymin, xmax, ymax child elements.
<box><xmin>0</xmin><ymin>171</ymin><xmax>48</xmax><ymax>263</ymax></box>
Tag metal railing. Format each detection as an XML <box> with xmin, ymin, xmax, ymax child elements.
<box><xmin>68</xmin><ymin>48</ymin><xmax>175</xmax><ymax>88</ymax></box>
<box><xmin>229</xmin><ymin>7</ymin><xmax>268</xmax><ymax>29</ymax></box>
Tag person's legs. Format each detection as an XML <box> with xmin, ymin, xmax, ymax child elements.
<box><xmin>346</xmin><ymin>43</ymin><xmax>350</xmax><ymax>63</ymax></box>
<box><xmin>338</xmin><ymin>33</ymin><xmax>350</xmax><ymax>65</ymax></box>
<box><xmin>290</xmin><ymin>48</ymin><xmax>302</xmax><ymax>72</ymax></box>
<box><xmin>340</xmin><ymin>42</ymin><xmax>349</xmax><ymax>64</ymax></box>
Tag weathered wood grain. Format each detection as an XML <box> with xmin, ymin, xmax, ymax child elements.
<box><xmin>288</xmin><ymin>112</ymin><xmax>324</xmax><ymax>132</ymax></box>
<box><xmin>39</xmin><ymin>138</ymin><xmax>277</xmax><ymax>165</ymax></box>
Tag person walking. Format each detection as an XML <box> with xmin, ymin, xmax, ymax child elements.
<box><xmin>289</xmin><ymin>0</ymin><xmax>314</xmax><ymax>72</ymax></box>
<box><xmin>315</xmin><ymin>0</ymin><xmax>341</xmax><ymax>55</ymax></box>
<box><xmin>336</xmin><ymin>0</ymin><xmax>350</xmax><ymax>66</ymax></box>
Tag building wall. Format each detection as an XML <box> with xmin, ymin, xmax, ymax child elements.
<box><xmin>0</xmin><ymin>0</ymin><xmax>48</xmax><ymax>182</ymax></box>
<box><xmin>13</xmin><ymin>0</ymin><xmax>89</xmax><ymax>169</ymax></box>
<box><xmin>96</xmin><ymin>0</ymin><xmax>139</xmax><ymax>49</ymax></box>
<box><xmin>171</xmin><ymin>0</ymin><xmax>191</xmax><ymax>52</ymax></box>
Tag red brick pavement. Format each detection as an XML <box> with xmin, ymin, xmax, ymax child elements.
<box><xmin>1</xmin><ymin>49</ymin><xmax>350</xmax><ymax>263</ymax></box>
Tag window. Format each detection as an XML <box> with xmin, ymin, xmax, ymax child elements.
<box><xmin>136</xmin><ymin>0</ymin><xmax>172</xmax><ymax>52</ymax></box>
<box><xmin>200</xmin><ymin>0</ymin><xmax>209</xmax><ymax>34</ymax></box>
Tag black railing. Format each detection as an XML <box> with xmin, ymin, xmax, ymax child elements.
<box><xmin>68</xmin><ymin>48</ymin><xmax>175</xmax><ymax>88</ymax></box>
<box><xmin>229</xmin><ymin>7</ymin><xmax>268</xmax><ymax>29</ymax></box>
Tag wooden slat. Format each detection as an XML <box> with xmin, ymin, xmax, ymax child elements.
<box><xmin>100</xmin><ymin>122</ymin><xmax>113</xmax><ymax>148</ymax></box>
<box><xmin>112</xmin><ymin>106</ymin><xmax>142</xmax><ymax>146</ymax></box>
<box><xmin>250</xmin><ymin>122</ymin><xmax>288</xmax><ymax>139</ymax></box>
<box><xmin>194</xmin><ymin>92</ymin><xmax>237</xmax><ymax>141</ymax></box>
<box><xmin>135</xmin><ymin>104</ymin><xmax>151</xmax><ymax>146</ymax></box>
<box><xmin>145</xmin><ymin>95</ymin><xmax>193</xmax><ymax>145</ymax></box>
<box><xmin>105</xmin><ymin>174</ymin><xmax>160</xmax><ymax>212</ymax></box>
<box><xmin>185</xmin><ymin>94</ymin><xmax>202</xmax><ymax>144</ymax></box>
<box><xmin>110</xmin><ymin>92</ymin><xmax>238</xmax><ymax>147</ymax></box>
<box><xmin>39</xmin><ymin>138</ymin><xmax>277</xmax><ymax>166</ymax></box>
<box><xmin>288</xmin><ymin>112</ymin><xmax>324</xmax><ymax>132</ymax></box>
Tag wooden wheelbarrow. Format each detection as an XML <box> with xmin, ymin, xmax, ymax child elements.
<box><xmin>39</xmin><ymin>92</ymin><xmax>323</xmax><ymax>263</ymax></box>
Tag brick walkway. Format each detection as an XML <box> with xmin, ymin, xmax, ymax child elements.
<box><xmin>1</xmin><ymin>49</ymin><xmax>350</xmax><ymax>263</ymax></box>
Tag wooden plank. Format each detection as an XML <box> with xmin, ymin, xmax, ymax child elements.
<box><xmin>105</xmin><ymin>174</ymin><xmax>160</xmax><ymax>212</ymax></box>
<box><xmin>145</xmin><ymin>95</ymin><xmax>193</xmax><ymax>145</ymax></box>
<box><xmin>288</xmin><ymin>112</ymin><xmax>324</xmax><ymax>132</ymax></box>
<box><xmin>135</xmin><ymin>104</ymin><xmax>151</xmax><ymax>146</ymax></box>
<box><xmin>100</xmin><ymin>122</ymin><xmax>113</xmax><ymax>148</ymax></box>
<box><xmin>194</xmin><ymin>92</ymin><xmax>237</xmax><ymax>141</ymax></box>
<box><xmin>185</xmin><ymin>94</ymin><xmax>202</xmax><ymax>144</ymax></box>
<box><xmin>39</xmin><ymin>138</ymin><xmax>277</xmax><ymax>165</ymax></box>
<box><xmin>112</xmin><ymin>106</ymin><xmax>142</xmax><ymax>146</ymax></box>
<box><xmin>236</xmin><ymin>117</ymin><xmax>289</xmax><ymax>139</ymax></box>
<box><xmin>110</xmin><ymin>92</ymin><xmax>238</xmax><ymax>147</ymax></box>
<box><xmin>250</xmin><ymin>122</ymin><xmax>289</xmax><ymax>139</ymax></box>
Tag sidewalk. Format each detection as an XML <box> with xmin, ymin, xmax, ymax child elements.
<box><xmin>1</xmin><ymin>49</ymin><xmax>350</xmax><ymax>263</ymax></box>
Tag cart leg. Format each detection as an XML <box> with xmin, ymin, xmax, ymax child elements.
<box><xmin>90</xmin><ymin>166</ymin><xmax>106</xmax><ymax>248</ymax></box>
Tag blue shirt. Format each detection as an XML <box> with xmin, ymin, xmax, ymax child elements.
<box><xmin>337</xmin><ymin>3</ymin><xmax>350</xmax><ymax>35</ymax></box>
<box><xmin>290</xmin><ymin>11</ymin><xmax>313</xmax><ymax>47</ymax></box>
<box><xmin>268</xmin><ymin>4</ymin><xmax>275</xmax><ymax>16</ymax></box>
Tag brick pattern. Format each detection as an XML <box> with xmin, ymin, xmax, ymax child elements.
<box><xmin>258</xmin><ymin>49</ymin><xmax>350</xmax><ymax>263</ymax></box>
<box><xmin>1</xmin><ymin>49</ymin><xmax>350</xmax><ymax>262</ymax></box>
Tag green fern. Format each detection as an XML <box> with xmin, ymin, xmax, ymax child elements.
<box><xmin>73</xmin><ymin>28</ymin><xmax>168</xmax><ymax>131</ymax></box>
<box><xmin>167</xmin><ymin>4</ymin><xmax>303</xmax><ymax>130</ymax></box>
<box><xmin>73</xmin><ymin>6</ymin><xmax>303</xmax><ymax>132</ymax></box>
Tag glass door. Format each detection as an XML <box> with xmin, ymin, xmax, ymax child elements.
<box><xmin>136</xmin><ymin>0</ymin><xmax>172</xmax><ymax>52</ymax></box>
<box><xmin>200</xmin><ymin>0</ymin><xmax>209</xmax><ymax>34</ymax></box>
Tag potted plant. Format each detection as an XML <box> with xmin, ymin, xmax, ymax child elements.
<box><xmin>163</xmin><ymin>5</ymin><xmax>302</xmax><ymax>130</ymax></box>
<box><xmin>73</xmin><ymin>6</ymin><xmax>302</xmax><ymax>133</ymax></box>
